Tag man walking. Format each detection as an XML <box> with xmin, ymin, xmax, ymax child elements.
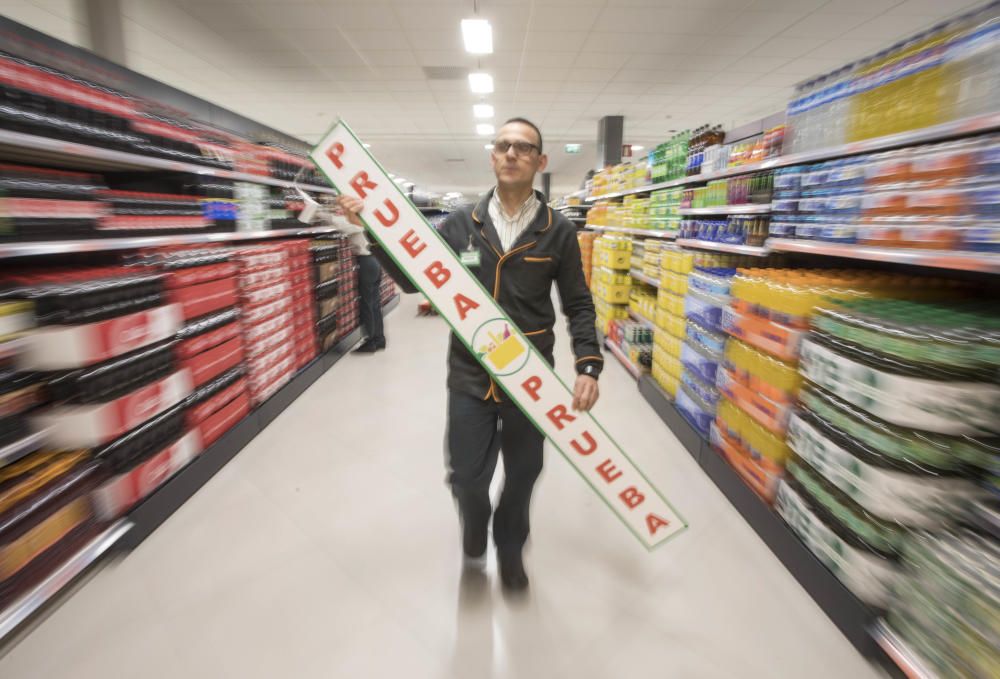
<box><xmin>339</xmin><ymin>118</ymin><xmax>603</xmax><ymax>590</ymax></box>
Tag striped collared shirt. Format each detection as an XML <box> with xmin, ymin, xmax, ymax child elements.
<box><xmin>488</xmin><ymin>189</ymin><xmax>540</xmax><ymax>252</ymax></box>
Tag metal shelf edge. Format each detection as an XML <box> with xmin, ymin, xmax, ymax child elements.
<box><xmin>676</xmin><ymin>239</ymin><xmax>770</xmax><ymax>256</ymax></box>
<box><xmin>0</xmin><ymin>129</ymin><xmax>336</xmax><ymax>194</ymax></box>
<box><xmin>0</xmin><ymin>520</ymin><xmax>131</xmax><ymax>642</ymax></box>
<box><xmin>768</xmin><ymin>239</ymin><xmax>1000</xmax><ymax>274</ymax></box>
<box><xmin>0</xmin><ymin>429</ymin><xmax>48</xmax><ymax>466</ymax></box>
<box><xmin>678</xmin><ymin>204</ymin><xmax>772</xmax><ymax>216</ymax></box>
<box><xmin>0</xmin><ymin>226</ymin><xmax>341</xmax><ymax>259</ymax></box>
<box><xmin>872</xmin><ymin>621</ymin><xmax>940</xmax><ymax>679</ymax></box>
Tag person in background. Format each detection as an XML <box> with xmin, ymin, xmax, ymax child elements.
<box><xmin>338</xmin><ymin>117</ymin><xmax>602</xmax><ymax>591</ymax></box>
<box><xmin>332</xmin><ymin>206</ymin><xmax>386</xmax><ymax>353</ymax></box>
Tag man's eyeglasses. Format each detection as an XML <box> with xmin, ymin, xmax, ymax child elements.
<box><xmin>491</xmin><ymin>139</ymin><xmax>540</xmax><ymax>157</ymax></box>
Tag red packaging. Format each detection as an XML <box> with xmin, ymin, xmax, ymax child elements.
<box><xmin>94</xmin><ymin>431</ymin><xmax>202</xmax><ymax>519</ymax></box>
<box><xmin>33</xmin><ymin>370</ymin><xmax>193</xmax><ymax>449</ymax></box>
<box><xmin>244</xmin><ymin>323</ymin><xmax>294</xmax><ymax>360</ymax></box>
<box><xmin>180</xmin><ymin>337</ymin><xmax>245</xmax><ymax>387</ymax></box>
<box><xmin>240</xmin><ymin>281</ymin><xmax>291</xmax><ymax>308</ymax></box>
<box><xmin>196</xmin><ymin>391</ymin><xmax>251</xmax><ymax>447</ymax></box>
<box><xmin>175</xmin><ymin>320</ymin><xmax>242</xmax><ymax>360</ymax></box>
<box><xmin>241</xmin><ymin>299</ymin><xmax>285</xmax><ymax>327</ymax></box>
<box><xmin>243</xmin><ymin>311</ymin><xmax>293</xmax><ymax>346</ymax></box>
<box><xmin>187</xmin><ymin>377</ymin><xmax>249</xmax><ymax>428</ymax></box>
<box><xmin>167</xmin><ymin>277</ymin><xmax>239</xmax><ymax>321</ymax></box>
<box><xmin>237</xmin><ymin>266</ymin><xmax>289</xmax><ymax>292</ymax></box>
<box><xmin>248</xmin><ymin>342</ymin><xmax>296</xmax><ymax>378</ymax></box>
<box><xmin>162</xmin><ymin>262</ymin><xmax>238</xmax><ymax>290</ymax></box>
<box><xmin>18</xmin><ymin>304</ymin><xmax>182</xmax><ymax>371</ymax></box>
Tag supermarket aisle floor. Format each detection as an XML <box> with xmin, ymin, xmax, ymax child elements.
<box><xmin>0</xmin><ymin>294</ymin><xmax>883</xmax><ymax>679</ymax></box>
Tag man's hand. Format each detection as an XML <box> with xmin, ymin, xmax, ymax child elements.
<box><xmin>572</xmin><ymin>374</ymin><xmax>599</xmax><ymax>412</ymax></box>
<box><xmin>337</xmin><ymin>195</ymin><xmax>364</xmax><ymax>227</ymax></box>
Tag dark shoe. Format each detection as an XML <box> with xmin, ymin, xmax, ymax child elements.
<box><xmin>498</xmin><ymin>548</ymin><xmax>529</xmax><ymax>591</ymax></box>
<box><xmin>462</xmin><ymin>518</ymin><xmax>488</xmax><ymax>559</ymax></box>
<box><xmin>354</xmin><ymin>340</ymin><xmax>378</xmax><ymax>353</ymax></box>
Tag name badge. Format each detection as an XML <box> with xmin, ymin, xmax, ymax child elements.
<box><xmin>460</xmin><ymin>248</ymin><xmax>481</xmax><ymax>268</ymax></box>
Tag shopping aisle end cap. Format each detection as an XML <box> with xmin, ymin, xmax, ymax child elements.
<box><xmin>309</xmin><ymin>119</ymin><xmax>687</xmax><ymax>549</ymax></box>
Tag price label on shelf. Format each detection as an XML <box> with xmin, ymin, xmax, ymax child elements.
<box><xmin>311</xmin><ymin>120</ymin><xmax>687</xmax><ymax>549</ymax></box>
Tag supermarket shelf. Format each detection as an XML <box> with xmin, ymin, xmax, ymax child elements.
<box><xmin>628</xmin><ymin>308</ymin><xmax>656</xmax><ymax>330</ymax></box>
<box><xmin>0</xmin><ymin>520</ymin><xmax>131</xmax><ymax>643</ymax></box>
<box><xmin>0</xmin><ymin>429</ymin><xmax>48</xmax><ymax>467</ymax></box>
<box><xmin>585</xmin><ymin>224</ymin><xmax>678</xmax><ymax>239</ymax></box>
<box><xmin>768</xmin><ymin>239</ymin><xmax>1000</xmax><ymax>274</ymax></box>
<box><xmin>630</xmin><ymin>269</ymin><xmax>660</xmax><ymax>288</ymax></box>
<box><xmin>0</xmin><ymin>129</ymin><xmax>337</xmax><ymax>194</ymax></box>
<box><xmin>637</xmin><ymin>374</ymin><xmax>704</xmax><ymax>461</ymax></box>
<box><xmin>586</xmin><ymin>112</ymin><xmax>1000</xmax><ymax>202</ymax></box>
<box><xmin>604</xmin><ymin>338</ymin><xmax>641</xmax><ymax>381</ymax></box>
<box><xmin>873</xmin><ymin>622</ymin><xmax>939</xmax><ymax>679</ymax></box>
<box><xmin>123</xmin><ymin>326</ymin><xmax>366</xmax><ymax>548</ymax></box>
<box><xmin>678</xmin><ymin>204</ymin><xmax>771</xmax><ymax>216</ymax></box>
<box><xmin>637</xmin><ymin>372</ymin><xmax>897</xmax><ymax>673</ymax></box>
<box><xmin>0</xmin><ymin>226</ymin><xmax>341</xmax><ymax>259</ymax></box>
<box><xmin>676</xmin><ymin>239</ymin><xmax>769</xmax><ymax>256</ymax></box>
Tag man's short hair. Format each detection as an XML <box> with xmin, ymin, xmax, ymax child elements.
<box><xmin>503</xmin><ymin>117</ymin><xmax>543</xmax><ymax>153</ymax></box>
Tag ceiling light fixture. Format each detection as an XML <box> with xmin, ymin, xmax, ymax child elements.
<box><xmin>632</xmin><ymin>145</ymin><xmax>645</xmax><ymax>151</ymax></box>
<box><xmin>473</xmin><ymin>103</ymin><xmax>494</xmax><ymax>119</ymax></box>
<box><xmin>363</xmin><ymin>143</ymin><xmax>371</xmax><ymax>148</ymax></box>
<box><xmin>484</xmin><ymin>143</ymin><xmax>494</xmax><ymax>150</ymax></box>
<box><xmin>468</xmin><ymin>72</ymin><xmax>493</xmax><ymax>94</ymax></box>
<box><xmin>461</xmin><ymin>19</ymin><xmax>493</xmax><ymax>54</ymax></box>
<box><xmin>476</xmin><ymin>123</ymin><xmax>494</xmax><ymax>136</ymax></box>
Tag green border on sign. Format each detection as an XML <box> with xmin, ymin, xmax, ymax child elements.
<box><xmin>310</xmin><ymin>120</ymin><xmax>688</xmax><ymax>550</ymax></box>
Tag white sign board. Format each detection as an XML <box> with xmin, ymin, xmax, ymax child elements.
<box><xmin>311</xmin><ymin>121</ymin><xmax>687</xmax><ymax>549</ymax></box>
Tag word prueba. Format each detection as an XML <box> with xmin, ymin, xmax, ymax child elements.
<box><xmin>314</xmin><ymin>124</ymin><xmax>686</xmax><ymax>548</ymax></box>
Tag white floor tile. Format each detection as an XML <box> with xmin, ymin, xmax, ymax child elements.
<box><xmin>0</xmin><ymin>293</ymin><xmax>882</xmax><ymax>678</ymax></box>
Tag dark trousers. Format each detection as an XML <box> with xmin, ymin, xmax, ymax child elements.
<box><xmin>357</xmin><ymin>254</ymin><xmax>385</xmax><ymax>345</ymax></box>
<box><xmin>446</xmin><ymin>389</ymin><xmax>544</xmax><ymax>552</ymax></box>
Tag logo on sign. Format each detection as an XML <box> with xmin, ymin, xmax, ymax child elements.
<box><xmin>473</xmin><ymin>319</ymin><xmax>529</xmax><ymax>376</ymax></box>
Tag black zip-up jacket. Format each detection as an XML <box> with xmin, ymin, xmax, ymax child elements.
<box><xmin>373</xmin><ymin>188</ymin><xmax>604</xmax><ymax>401</ymax></box>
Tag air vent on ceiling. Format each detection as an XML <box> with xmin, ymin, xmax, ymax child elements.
<box><xmin>445</xmin><ymin>158</ymin><xmax>465</xmax><ymax>162</ymax></box>
<box><xmin>423</xmin><ymin>66</ymin><xmax>468</xmax><ymax>80</ymax></box>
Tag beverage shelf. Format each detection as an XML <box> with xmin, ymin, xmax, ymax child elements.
<box><xmin>0</xmin><ymin>520</ymin><xmax>131</xmax><ymax>643</ymax></box>
<box><xmin>585</xmin><ymin>224</ymin><xmax>678</xmax><ymax>239</ymax></box>
<box><xmin>629</xmin><ymin>270</ymin><xmax>660</xmax><ymax>289</ymax></box>
<box><xmin>678</xmin><ymin>204</ymin><xmax>771</xmax><ymax>216</ymax></box>
<box><xmin>0</xmin><ymin>129</ymin><xmax>338</xmax><ymax>194</ymax></box>
<box><xmin>768</xmin><ymin>239</ymin><xmax>1000</xmax><ymax>274</ymax></box>
<box><xmin>585</xmin><ymin>112</ymin><xmax>1000</xmax><ymax>202</ymax></box>
<box><xmin>604</xmin><ymin>338</ymin><xmax>642</xmax><ymax>380</ymax></box>
<box><xmin>0</xmin><ymin>226</ymin><xmax>341</xmax><ymax>259</ymax></box>
<box><xmin>636</xmin><ymin>373</ymin><xmax>897</xmax><ymax>675</ymax></box>
<box><xmin>627</xmin><ymin>308</ymin><xmax>656</xmax><ymax>329</ymax></box>
<box><xmin>0</xmin><ymin>429</ymin><xmax>48</xmax><ymax>467</ymax></box>
<box><xmin>676</xmin><ymin>239</ymin><xmax>770</xmax><ymax>256</ymax></box>
<box><xmin>872</xmin><ymin>621</ymin><xmax>940</xmax><ymax>679</ymax></box>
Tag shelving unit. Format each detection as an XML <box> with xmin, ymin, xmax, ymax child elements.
<box><xmin>630</xmin><ymin>269</ymin><xmax>660</xmax><ymax>288</ymax></box>
<box><xmin>678</xmin><ymin>204</ymin><xmax>771</xmax><ymax>216</ymax></box>
<box><xmin>0</xmin><ymin>520</ymin><xmax>131</xmax><ymax>642</ymax></box>
<box><xmin>675</xmin><ymin>239</ymin><xmax>770</xmax><ymax>256</ymax></box>
<box><xmin>586</xmin><ymin>111</ymin><xmax>1000</xmax><ymax>202</ymax></box>
<box><xmin>0</xmin><ymin>129</ymin><xmax>337</xmax><ymax>194</ymax></box>
<box><xmin>586</xmin><ymin>224</ymin><xmax>678</xmax><ymax>239</ymax></box>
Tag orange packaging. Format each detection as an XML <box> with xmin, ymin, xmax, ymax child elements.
<box><xmin>710</xmin><ymin>422</ymin><xmax>784</xmax><ymax>504</ymax></box>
